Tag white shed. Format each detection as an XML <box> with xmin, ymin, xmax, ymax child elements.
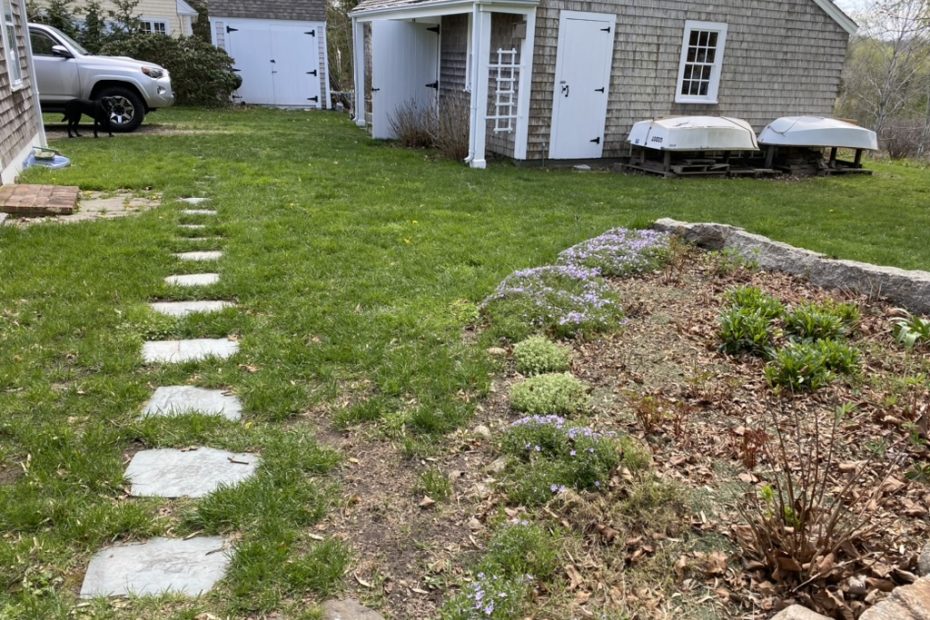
<box><xmin>209</xmin><ymin>0</ymin><xmax>329</xmax><ymax>108</ymax></box>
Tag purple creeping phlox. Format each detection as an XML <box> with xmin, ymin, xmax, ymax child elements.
<box><xmin>558</xmin><ymin>228</ymin><xmax>671</xmax><ymax>277</ymax></box>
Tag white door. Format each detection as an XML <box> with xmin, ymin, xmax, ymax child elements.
<box><xmin>549</xmin><ymin>11</ymin><xmax>616</xmax><ymax>159</ymax></box>
<box><xmin>220</xmin><ymin>18</ymin><xmax>324</xmax><ymax>107</ymax></box>
<box><xmin>371</xmin><ymin>20</ymin><xmax>440</xmax><ymax>140</ymax></box>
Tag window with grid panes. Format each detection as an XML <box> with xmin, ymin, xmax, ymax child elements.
<box><xmin>2</xmin><ymin>0</ymin><xmax>23</xmax><ymax>87</ymax></box>
<box><xmin>675</xmin><ymin>21</ymin><xmax>727</xmax><ymax>104</ymax></box>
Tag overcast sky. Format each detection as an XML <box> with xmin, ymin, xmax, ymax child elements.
<box><xmin>834</xmin><ymin>0</ymin><xmax>870</xmax><ymax>16</ymax></box>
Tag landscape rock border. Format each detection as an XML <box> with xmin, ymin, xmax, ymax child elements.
<box><xmin>652</xmin><ymin>218</ymin><xmax>930</xmax><ymax>315</ymax></box>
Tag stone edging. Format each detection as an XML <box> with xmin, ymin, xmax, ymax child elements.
<box><xmin>652</xmin><ymin>218</ymin><xmax>930</xmax><ymax>315</ymax></box>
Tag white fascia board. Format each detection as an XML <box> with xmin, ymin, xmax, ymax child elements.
<box><xmin>176</xmin><ymin>0</ymin><xmax>198</xmax><ymax>17</ymax></box>
<box><xmin>351</xmin><ymin>0</ymin><xmax>536</xmax><ymax>21</ymax></box>
<box><xmin>812</xmin><ymin>0</ymin><xmax>858</xmax><ymax>34</ymax></box>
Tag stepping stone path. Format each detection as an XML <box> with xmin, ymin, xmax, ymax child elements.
<box><xmin>142</xmin><ymin>338</ymin><xmax>238</xmax><ymax>363</ymax></box>
<box><xmin>126</xmin><ymin>447</ymin><xmax>259</xmax><ymax>498</ymax></box>
<box><xmin>82</xmin><ymin>196</ymin><xmax>250</xmax><ymax>600</ymax></box>
<box><xmin>150</xmin><ymin>300</ymin><xmax>234</xmax><ymax>317</ymax></box>
<box><xmin>175</xmin><ymin>250</ymin><xmax>224</xmax><ymax>262</ymax></box>
<box><xmin>81</xmin><ymin>537</ymin><xmax>230</xmax><ymax>598</ymax></box>
<box><xmin>165</xmin><ymin>273</ymin><xmax>219</xmax><ymax>287</ymax></box>
<box><xmin>179</xmin><ymin>197</ymin><xmax>210</xmax><ymax>205</ymax></box>
<box><xmin>142</xmin><ymin>386</ymin><xmax>242</xmax><ymax>421</ymax></box>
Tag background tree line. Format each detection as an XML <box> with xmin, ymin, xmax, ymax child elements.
<box><xmin>838</xmin><ymin>0</ymin><xmax>930</xmax><ymax>157</ymax></box>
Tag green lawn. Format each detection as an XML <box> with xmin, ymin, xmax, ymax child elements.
<box><xmin>1</xmin><ymin>107</ymin><xmax>928</xmax><ymax>618</ymax></box>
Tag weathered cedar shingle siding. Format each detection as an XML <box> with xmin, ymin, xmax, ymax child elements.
<box><xmin>209</xmin><ymin>0</ymin><xmax>325</xmax><ymax>22</ymax></box>
<box><xmin>486</xmin><ymin>13</ymin><xmax>521</xmax><ymax>158</ymax></box>
<box><xmin>527</xmin><ymin>0</ymin><xmax>848</xmax><ymax>159</ymax></box>
<box><xmin>439</xmin><ymin>14</ymin><xmax>468</xmax><ymax>105</ymax></box>
<box><xmin>0</xmin><ymin>0</ymin><xmax>38</xmax><ymax>179</ymax></box>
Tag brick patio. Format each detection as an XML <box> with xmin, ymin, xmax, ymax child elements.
<box><xmin>0</xmin><ymin>184</ymin><xmax>80</xmax><ymax>216</ymax></box>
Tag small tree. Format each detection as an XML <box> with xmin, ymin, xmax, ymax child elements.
<box><xmin>29</xmin><ymin>0</ymin><xmax>79</xmax><ymax>38</ymax></box>
<box><xmin>187</xmin><ymin>0</ymin><xmax>212</xmax><ymax>43</ymax></box>
<box><xmin>108</xmin><ymin>0</ymin><xmax>142</xmax><ymax>37</ymax></box>
<box><xmin>79</xmin><ymin>0</ymin><xmax>108</xmax><ymax>53</ymax></box>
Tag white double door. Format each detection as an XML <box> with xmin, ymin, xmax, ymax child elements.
<box><xmin>222</xmin><ymin>18</ymin><xmax>323</xmax><ymax>107</ymax></box>
<box><xmin>370</xmin><ymin>20</ymin><xmax>440</xmax><ymax>140</ymax></box>
<box><xmin>549</xmin><ymin>11</ymin><xmax>616</xmax><ymax>159</ymax></box>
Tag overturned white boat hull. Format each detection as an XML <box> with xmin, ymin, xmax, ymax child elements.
<box><xmin>628</xmin><ymin>116</ymin><xmax>759</xmax><ymax>151</ymax></box>
<box><xmin>759</xmin><ymin>116</ymin><xmax>878</xmax><ymax>150</ymax></box>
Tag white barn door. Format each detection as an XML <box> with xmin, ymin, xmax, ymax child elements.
<box><xmin>549</xmin><ymin>11</ymin><xmax>616</xmax><ymax>159</ymax></box>
<box><xmin>217</xmin><ymin>18</ymin><xmax>325</xmax><ymax>107</ymax></box>
<box><xmin>371</xmin><ymin>20</ymin><xmax>439</xmax><ymax>140</ymax></box>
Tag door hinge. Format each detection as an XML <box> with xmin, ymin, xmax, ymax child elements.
<box><xmin>308</xmin><ymin>96</ymin><xmax>319</xmax><ymax>102</ymax></box>
<box><xmin>425</xmin><ymin>81</ymin><xmax>438</xmax><ymax>89</ymax></box>
<box><xmin>232</xmin><ymin>68</ymin><xmax>241</xmax><ymax>72</ymax></box>
<box><xmin>305</xmin><ymin>29</ymin><xmax>316</xmax><ymax>36</ymax></box>
<box><xmin>371</xmin><ymin>88</ymin><xmax>381</xmax><ymax>92</ymax></box>
<box><xmin>427</xmin><ymin>25</ymin><xmax>440</xmax><ymax>34</ymax></box>
<box><xmin>307</xmin><ymin>70</ymin><xmax>318</xmax><ymax>76</ymax></box>
<box><xmin>600</xmin><ymin>26</ymin><xmax>610</xmax><ymax>33</ymax></box>
<box><xmin>590</xmin><ymin>137</ymin><xmax>601</xmax><ymax>144</ymax></box>
<box><xmin>595</xmin><ymin>87</ymin><xmax>605</xmax><ymax>93</ymax></box>
<box><xmin>226</xmin><ymin>25</ymin><xmax>238</xmax><ymax>33</ymax></box>
<box><xmin>270</xmin><ymin>59</ymin><xmax>276</xmax><ymax>63</ymax></box>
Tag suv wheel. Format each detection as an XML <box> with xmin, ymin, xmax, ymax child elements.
<box><xmin>97</xmin><ymin>86</ymin><xmax>145</xmax><ymax>132</ymax></box>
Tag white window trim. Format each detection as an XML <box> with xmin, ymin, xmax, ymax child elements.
<box><xmin>675</xmin><ymin>20</ymin><xmax>727</xmax><ymax>105</ymax></box>
<box><xmin>140</xmin><ymin>17</ymin><xmax>171</xmax><ymax>35</ymax></box>
<box><xmin>2</xmin><ymin>0</ymin><xmax>24</xmax><ymax>90</ymax></box>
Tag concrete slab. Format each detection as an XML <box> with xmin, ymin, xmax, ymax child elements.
<box><xmin>126</xmin><ymin>447</ymin><xmax>259</xmax><ymax>498</ymax></box>
<box><xmin>175</xmin><ymin>251</ymin><xmax>223</xmax><ymax>262</ymax></box>
<box><xmin>149</xmin><ymin>300</ymin><xmax>234</xmax><ymax>317</ymax></box>
<box><xmin>180</xmin><ymin>237</ymin><xmax>223</xmax><ymax>243</ymax></box>
<box><xmin>179</xmin><ymin>197</ymin><xmax>210</xmax><ymax>205</ymax></box>
<box><xmin>142</xmin><ymin>339</ymin><xmax>238</xmax><ymax>364</ymax></box>
<box><xmin>181</xmin><ymin>209</ymin><xmax>217</xmax><ymax>216</ymax></box>
<box><xmin>80</xmin><ymin>536</ymin><xmax>230</xmax><ymax>598</ymax></box>
<box><xmin>164</xmin><ymin>273</ymin><xmax>219</xmax><ymax>287</ymax></box>
<box><xmin>178</xmin><ymin>224</ymin><xmax>207</xmax><ymax>230</ymax></box>
<box><xmin>142</xmin><ymin>386</ymin><xmax>243</xmax><ymax>421</ymax></box>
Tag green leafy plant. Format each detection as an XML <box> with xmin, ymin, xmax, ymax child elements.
<box><xmin>509</xmin><ymin>373</ymin><xmax>589</xmax><ymax>415</ymax></box>
<box><xmin>440</xmin><ymin>571</ymin><xmax>529</xmax><ymax>619</ymax></box>
<box><xmin>892</xmin><ymin>312</ymin><xmax>930</xmax><ymax>348</ymax></box>
<box><xmin>764</xmin><ymin>343</ymin><xmax>834</xmax><ymax>391</ymax></box>
<box><xmin>416</xmin><ymin>467</ymin><xmax>452</xmax><ymax>501</ymax></box>
<box><xmin>719</xmin><ymin>307</ymin><xmax>774</xmax><ymax>355</ymax></box>
<box><xmin>813</xmin><ymin>339</ymin><xmax>860</xmax><ymax>374</ymax></box>
<box><xmin>724</xmin><ymin>286</ymin><xmax>784</xmax><ymax>321</ymax></box>
<box><xmin>482</xmin><ymin>521</ymin><xmax>560</xmax><ymax>579</ymax></box>
<box><xmin>784</xmin><ymin>302</ymin><xmax>857</xmax><ymax>342</ymax></box>
<box><xmin>513</xmin><ymin>336</ymin><xmax>571</xmax><ymax>376</ymax></box>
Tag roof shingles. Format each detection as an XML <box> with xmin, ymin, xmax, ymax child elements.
<box><xmin>208</xmin><ymin>0</ymin><xmax>326</xmax><ymax>23</ymax></box>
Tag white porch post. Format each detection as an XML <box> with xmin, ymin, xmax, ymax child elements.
<box><xmin>513</xmin><ymin>8</ymin><xmax>535</xmax><ymax>160</ymax></box>
<box><xmin>352</xmin><ymin>17</ymin><xmax>366</xmax><ymax>127</ymax></box>
<box><xmin>467</xmin><ymin>7</ymin><xmax>492</xmax><ymax>169</ymax></box>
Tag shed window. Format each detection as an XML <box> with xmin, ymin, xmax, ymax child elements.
<box><xmin>675</xmin><ymin>20</ymin><xmax>727</xmax><ymax>104</ymax></box>
<box><xmin>140</xmin><ymin>19</ymin><xmax>169</xmax><ymax>35</ymax></box>
<box><xmin>2</xmin><ymin>0</ymin><xmax>24</xmax><ymax>88</ymax></box>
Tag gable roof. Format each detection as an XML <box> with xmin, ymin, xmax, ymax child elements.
<box><xmin>812</xmin><ymin>0</ymin><xmax>858</xmax><ymax>34</ymax></box>
<box><xmin>208</xmin><ymin>0</ymin><xmax>326</xmax><ymax>23</ymax></box>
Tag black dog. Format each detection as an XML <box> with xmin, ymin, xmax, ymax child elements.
<box><xmin>62</xmin><ymin>98</ymin><xmax>114</xmax><ymax>138</ymax></box>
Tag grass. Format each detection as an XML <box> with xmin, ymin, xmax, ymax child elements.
<box><xmin>1</xmin><ymin>107</ymin><xmax>930</xmax><ymax>617</ymax></box>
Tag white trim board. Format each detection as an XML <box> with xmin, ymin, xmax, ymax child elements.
<box><xmin>812</xmin><ymin>0</ymin><xmax>858</xmax><ymax>34</ymax></box>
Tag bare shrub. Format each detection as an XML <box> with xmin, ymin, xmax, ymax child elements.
<box><xmin>435</xmin><ymin>96</ymin><xmax>470</xmax><ymax>161</ymax></box>
<box><xmin>881</xmin><ymin>121</ymin><xmax>924</xmax><ymax>159</ymax></box>
<box><xmin>734</xmin><ymin>402</ymin><xmax>897</xmax><ymax>590</ymax></box>
<box><xmin>389</xmin><ymin>99</ymin><xmax>436</xmax><ymax>148</ymax></box>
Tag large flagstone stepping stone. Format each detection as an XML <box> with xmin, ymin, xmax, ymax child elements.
<box><xmin>175</xmin><ymin>251</ymin><xmax>223</xmax><ymax>262</ymax></box>
<box><xmin>180</xmin><ymin>237</ymin><xmax>223</xmax><ymax>242</ymax></box>
<box><xmin>80</xmin><ymin>536</ymin><xmax>230</xmax><ymax>598</ymax></box>
<box><xmin>126</xmin><ymin>447</ymin><xmax>259</xmax><ymax>498</ymax></box>
<box><xmin>142</xmin><ymin>339</ymin><xmax>238</xmax><ymax>364</ymax></box>
<box><xmin>142</xmin><ymin>386</ymin><xmax>242</xmax><ymax>420</ymax></box>
<box><xmin>179</xmin><ymin>197</ymin><xmax>210</xmax><ymax>205</ymax></box>
<box><xmin>181</xmin><ymin>209</ymin><xmax>217</xmax><ymax>216</ymax></box>
<box><xmin>149</xmin><ymin>300</ymin><xmax>234</xmax><ymax>317</ymax></box>
<box><xmin>178</xmin><ymin>224</ymin><xmax>207</xmax><ymax>230</ymax></box>
<box><xmin>164</xmin><ymin>273</ymin><xmax>219</xmax><ymax>287</ymax></box>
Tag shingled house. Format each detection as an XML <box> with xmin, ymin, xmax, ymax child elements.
<box><xmin>1</xmin><ymin>0</ymin><xmax>44</xmax><ymax>183</ymax></box>
<box><xmin>349</xmin><ymin>0</ymin><xmax>856</xmax><ymax>168</ymax></box>
<box><xmin>209</xmin><ymin>0</ymin><xmax>330</xmax><ymax>108</ymax></box>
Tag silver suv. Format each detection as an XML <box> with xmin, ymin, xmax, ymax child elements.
<box><xmin>29</xmin><ymin>23</ymin><xmax>174</xmax><ymax>132</ymax></box>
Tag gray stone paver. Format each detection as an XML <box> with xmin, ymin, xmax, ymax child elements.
<box><xmin>180</xmin><ymin>237</ymin><xmax>223</xmax><ymax>242</ymax></box>
<box><xmin>181</xmin><ymin>209</ymin><xmax>217</xmax><ymax>216</ymax></box>
<box><xmin>142</xmin><ymin>386</ymin><xmax>242</xmax><ymax>420</ymax></box>
<box><xmin>80</xmin><ymin>536</ymin><xmax>230</xmax><ymax>598</ymax></box>
<box><xmin>179</xmin><ymin>197</ymin><xmax>210</xmax><ymax>205</ymax></box>
<box><xmin>175</xmin><ymin>251</ymin><xmax>223</xmax><ymax>262</ymax></box>
<box><xmin>142</xmin><ymin>339</ymin><xmax>238</xmax><ymax>364</ymax></box>
<box><xmin>164</xmin><ymin>273</ymin><xmax>219</xmax><ymax>287</ymax></box>
<box><xmin>178</xmin><ymin>224</ymin><xmax>207</xmax><ymax>230</ymax></box>
<box><xmin>149</xmin><ymin>300</ymin><xmax>234</xmax><ymax>317</ymax></box>
<box><xmin>126</xmin><ymin>447</ymin><xmax>259</xmax><ymax>498</ymax></box>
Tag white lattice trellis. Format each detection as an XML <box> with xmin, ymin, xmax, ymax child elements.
<box><xmin>488</xmin><ymin>48</ymin><xmax>519</xmax><ymax>133</ymax></box>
